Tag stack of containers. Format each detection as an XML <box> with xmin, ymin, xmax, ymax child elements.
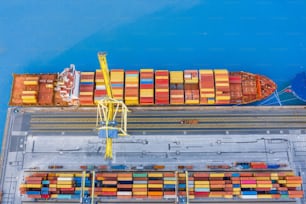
<box><xmin>140</xmin><ymin>69</ymin><xmax>154</xmax><ymax>104</ymax></box>
<box><xmin>155</xmin><ymin>70</ymin><xmax>169</xmax><ymax>104</ymax></box>
<box><xmin>132</xmin><ymin>172</ymin><xmax>148</xmax><ymax>198</ymax></box>
<box><xmin>100</xmin><ymin>172</ymin><xmax>118</xmax><ymax>196</ymax></box>
<box><xmin>194</xmin><ymin>172</ymin><xmax>210</xmax><ymax>198</ymax></box>
<box><xmin>214</xmin><ymin>70</ymin><xmax>230</xmax><ymax>104</ymax></box>
<box><xmin>169</xmin><ymin>71</ymin><xmax>184</xmax><ymax>104</ymax></box>
<box><xmin>199</xmin><ymin>70</ymin><xmax>215</xmax><ymax>104</ymax></box>
<box><xmin>148</xmin><ymin>172</ymin><xmax>163</xmax><ymax>199</ymax></box>
<box><xmin>178</xmin><ymin>172</ymin><xmax>187</xmax><ymax>197</ymax></box>
<box><xmin>209</xmin><ymin>173</ymin><xmax>226</xmax><ymax>198</ymax></box>
<box><xmin>22</xmin><ymin>76</ymin><xmax>39</xmax><ymax>104</ymax></box>
<box><xmin>163</xmin><ymin>172</ymin><xmax>176</xmax><ymax>199</ymax></box>
<box><xmin>21</xmin><ymin>90</ymin><xmax>38</xmax><ymax>104</ymax></box>
<box><xmin>79</xmin><ymin>72</ymin><xmax>95</xmax><ymax>105</ymax></box>
<box><xmin>125</xmin><ymin>70</ymin><xmax>139</xmax><ymax>105</ymax></box>
<box><xmin>94</xmin><ymin>69</ymin><xmax>106</xmax><ymax>103</ymax></box>
<box><xmin>117</xmin><ymin>172</ymin><xmax>133</xmax><ymax>199</ymax></box>
<box><xmin>184</xmin><ymin>70</ymin><xmax>199</xmax><ymax>104</ymax></box>
<box><xmin>110</xmin><ymin>69</ymin><xmax>124</xmax><ymax>101</ymax></box>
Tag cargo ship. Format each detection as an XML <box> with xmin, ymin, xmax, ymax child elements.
<box><xmin>9</xmin><ymin>65</ymin><xmax>276</xmax><ymax>107</ymax></box>
<box><xmin>20</xmin><ymin>169</ymin><xmax>303</xmax><ymax>201</ymax></box>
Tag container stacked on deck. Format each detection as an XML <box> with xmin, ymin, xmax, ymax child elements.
<box><xmin>94</xmin><ymin>69</ymin><xmax>106</xmax><ymax>103</ymax></box>
<box><xmin>214</xmin><ymin>70</ymin><xmax>230</xmax><ymax>104</ymax></box>
<box><xmin>184</xmin><ymin>70</ymin><xmax>200</xmax><ymax>104</ymax></box>
<box><xmin>133</xmin><ymin>172</ymin><xmax>148</xmax><ymax>198</ymax></box>
<box><xmin>140</xmin><ymin>69</ymin><xmax>154</xmax><ymax>104</ymax></box>
<box><xmin>79</xmin><ymin>72</ymin><xmax>95</xmax><ymax>105</ymax></box>
<box><xmin>125</xmin><ymin>71</ymin><xmax>139</xmax><ymax>105</ymax></box>
<box><xmin>199</xmin><ymin>70</ymin><xmax>215</xmax><ymax>104</ymax></box>
<box><xmin>111</xmin><ymin>69</ymin><xmax>124</xmax><ymax>101</ymax></box>
<box><xmin>22</xmin><ymin>76</ymin><xmax>39</xmax><ymax>104</ymax></box>
<box><xmin>178</xmin><ymin>172</ymin><xmax>187</xmax><ymax>198</ymax></box>
<box><xmin>170</xmin><ymin>71</ymin><xmax>184</xmax><ymax>104</ymax></box>
<box><xmin>155</xmin><ymin>70</ymin><xmax>169</xmax><ymax>104</ymax></box>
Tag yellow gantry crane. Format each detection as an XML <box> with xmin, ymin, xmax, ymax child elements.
<box><xmin>96</xmin><ymin>52</ymin><xmax>129</xmax><ymax>159</ymax></box>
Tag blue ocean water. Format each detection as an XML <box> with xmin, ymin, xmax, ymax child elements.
<box><xmin>1</xmin><ymin>0</ymin><xmax>306</xmax><ymax>148</ymax></box>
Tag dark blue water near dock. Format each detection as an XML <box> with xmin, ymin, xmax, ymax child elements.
<box><xmin>0</xmin><ymin>1</ymin><xmax>306</xmax><ymax>147</ymax></box>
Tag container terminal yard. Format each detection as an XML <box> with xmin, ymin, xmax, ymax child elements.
<box><xmin>0</xmin><ymin>106</ymin><xmax>306</xmax><ymax>204</ymax></box>
<box><xmin>0</xmin><ymin>53</ymin><xmax>305</xmax><ymax>204</ymax></box>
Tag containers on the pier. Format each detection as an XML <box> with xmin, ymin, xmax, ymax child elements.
<box><xmin>155</xmin><ymin>70</ymin><xmax>169</xmax><ymax>105</ymax></box>
<box><xmin>79</xmin><ymin>72</ymin><xmax>95</xmax><ymax>105</ymax></box>
<box><xmin>111</xmin><ymin>69</ymin><xmax>124</xmax><ymax>101</ymax></box>
<box><xmin>140</xmin><ymin>69</ymin><xmax>154</xmax><ymax>105</ymax></box>
<box><xmin>125</xmin><ymin>70</ymin><xmax>139</xmax><ymax>105</ymax></box>
<box><xmin>184</xmin><ymin>70</ymin><xmax>199</xmax><ymax>104</ymax></box>
<box><xmin>20</xmin><ymin>170</ymin><xmax>304</xmax><ymax>201</ymax></box>
<box><xmin>199</xmin><ymin>70</ymin><xmax>215</xmax><ymax>104</ymax></box>
<box><xmin>170</xmin><ymin>71</ymin><xmax>184</xmax><ymax>104</ymax></box>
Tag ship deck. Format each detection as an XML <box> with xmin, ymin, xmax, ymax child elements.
<box><xmin>1</xmin><ymin>106</ymin><xmax>306</xmax><ymax>204</ymax></box>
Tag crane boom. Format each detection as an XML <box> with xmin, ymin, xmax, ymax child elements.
<box><xmin>96</xmin><ymin>52</ymin><xmax>129</xmax><ymax>159</ymax></box>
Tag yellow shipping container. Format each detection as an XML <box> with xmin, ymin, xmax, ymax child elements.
<box><xmin>57</xmin><ymin>180</ymin><xmax>73</xmax><ymax>185</ymax></box>
<box><xmin>195</xmin><ymin>184</ymin><xmax>210</xmax><ymax>188</ymax></box>
<box><xmin>258</xmin><ymin>194</ymin><xmax>272</xmax><ymax>199</ymax></box>
<box><xmin>140</xmin><ymin>69</ymin><xmax>154</xmax><ymax>72</ymax></box>
<box><xmin>133</xmin><ymin>184</ymin><xmax>147</xmax><ymax>188</ymax></box>
<box><xmin>118</xmin><ymin>177</ymin><xmax>133</xmax><ymax>181</ymax></box>
<box><xmin>57</xmin><ymin>184</ymin><xmax>72</xmax><ymax>188</ymax></box>
<box><xmin>80</xmin><ymin>92</ymin><xmax>93</xmax><ymax>96</ymax></box>
<box><xmin>278</xmin><ymin>180</ymin><xmax>287</xmax><ymax>184</ymax></box>
<box><xmin>256</xmin><ymin>177</ymin><xmax>271</xmax><ymax>181</ymax></box>
<box><xmin>215</xmin><ymin>82</ymin><xmax>229</xmax><ymax>87</ymax></box>
<box><xmin>148</xmin><ymin>184</ymin><xmax>163</xmax><ymax>188</ymax></box>
<box><xmin>156</xmin><ymin>76</ymin><xmax>169</xmax><ymax>80</ymax></box>
<box><xmin>125</xmin><ymin>101</ymin><xmax>139</xmax><ymax>105</ymax></box>
<box><xmin>256</xmin><ymin>184</ymin><xmax>272</xmax><ymax>188</ymax></box>
<box><xmin>185</xmin><ymin>100</ymin><xmax>199</xmax><ymax>104</ymax></box>
<box><xmin>210</xmin><ymin>173</ymin><xmax>224</xmax><ymax>177</ymax></box>
<box><xmin>82</xmin><ymin>72</ymin><xmax>95</xmax><ymax>75</ymax></box>
<box><xmin>75</xmin><ymin>173</ymin><xmax>90</xmax><ymax>177</ymax></box>
<box><xmin>148</xmin><ymin>173</ymin><xmax>163</xmax><ymax>177</ymax></box>
<box><xmin>24</xmin><ymin>81</ymin><xmax>38</xmax><ymax>85</ymax></box>
<box><xmin>49</xmin><ymin>184</ymin><xmax>57</xmax><ymax>188</ymax></box>
<box><xmin>214</xmin><ymin>69</ymin><xmax>228</xmax><ymax>74</ymax></box>
<box><xmin>224</xmin><ymin>194</ymin><xmax>233</xmax><ymax>199</ymax></box>
<box><xmin>22</xmin><ymin>99</ymin><xmax>37</xmax><ymax>104</ymax></box>
<box><xmin>164</xmin><ymin>180</ymin><xmax>176</xmax><ymax>185</ymax></box>
<box><xmin>201</xmin><ymin>93</ymin><xmax>215</xmax><ymax>98</ymax></box>
<box><xmin>200</xmin><ymin>70</ymin><xmax>213</xmax><ymax>74</ymax></box>
<box><xmin>207</xmin><ymin>100</ymin><xmax>215</xmax><ymax>104</ymax></box>
<box><xmin>194</xmin><ymin>181</ymin><xmax>210</xmax><ymax>185</ymax></box>
<box><xmin>21</xmin><ymin>95</ymin><xmax>36</xmax><ymax>100</ymax></box>
<box><xmin>102</xmin><ymin>188</ymin><xmax>117</xmax><ymax>192</ymax></box>
<box><xmin>133</xmin><ymin>191</ymin><xmax>147</xmax><ymax>195</ymax></box>
<box><xmin>22</xmin><ymin>91</ymin><xmax>37</xmax><ymax>94</ymax></box>
<box><xmin>271</xmin><ymin>173</ymin><xmax>278</xmax><ymax>177</ymax></box>
<box><xmin>216</xmin><ymin>96</ymin><xmax>230</xmax><ymax>100</ymax></box>
<box><xmin>286</xmin><ymin>183</ymin><xmax>302</xmax><ymax>187</ymax></box>
<box><xmin>26</xmin><ymin>184</ymin><xmax>42</xmax><ymax>188</ymax></box>
<box><xmin>51</xmin><ymin>194</ymin><xmax>58</xmax><ymax>198</ymax></box>
<box><xmin>241</xmin><ymin>184</ymin><xmax>257</xmax><ymax>188</ymax></box>
<box><xmin>170</xmin><ymin>71</ymin><xmax>183</xmax><ymax>83</ymax></box>
<box><xmin>155</xmin><ymin>89</ymin><xmax>169</xmax><ymax>92</ymax></box>
<box><xmin>56</xmin><ymin>173</ymin><xmax>74</xmax><ymax>177</ymax></box>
